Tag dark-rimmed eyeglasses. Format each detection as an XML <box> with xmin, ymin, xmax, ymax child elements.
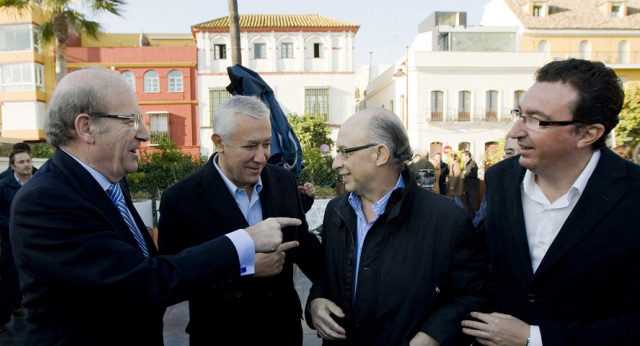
<box><xmin>510</xmin><ymin>109</ymin><xmax>579</xmax><ymax>130</ymax></box>
<box><xmin>90</xmin><ymin>112</ymin><xmax>142</xmax><ymax>130</ymax></box>
<box><xmin>336</xmin><ymin>143</ymin><xmax>379</xmax><ymax>160</ymax></box>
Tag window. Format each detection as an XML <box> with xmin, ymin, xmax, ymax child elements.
<box><xmin>514</xmin><ymin>90</ymin><xmax>525</xmax><ymax>109</ymax></box>
<box><xmin>148</xmin><ymin>112</ymin><xmax>170</xmax><ymax>145</ymax></box>
<box><xmin>538</xmin><ymin>40</ymin><xmax>549</xmax><ymax>54</ymax></box>
<box><xmin>305</xmin><ymin>88</ymin><xmax>329</xmax><ymax>121</ymax></box>
<box><xmin>168</xmin><ymin>70</ymin><xmax>183</xmax><ymax>92</ymax></box>
<box><xmin>579</xmin><ymin>41</ymin><xmax>591</xmax><ymax>60</ymax></box>
<box><xmin>0</xmin><ymin>63</ymin><xmax>44</xmax><ymax>92</ymax></box>
<box><xmin>281</xmin><ymin>42</ymin><xmax>293</xmax><ymax>59</ymax></box>
<box><xmin>254</xmin><ymin>43</ymin><xmax>266</xmax><ymax>59</ymax></box>
<box><xmin>458</xmin><ymin>91</ymin><xmax>470</xmax><ymax>121</ymax></box>
<box><xmin>618</xmin><ymin>41</ymin><xmax>629</xmax><ymax>64</ymax></box>
<box><xmin>313</xmin><ymin>43</ymin><xmax>322</xmax><ymax>58</ymax></box>
<box><xmin>209</xmin><ymin>88</ymin><xmax>231</xmax><ymax>125</ymax></box>
<box><xmin>0</xmin><ymin>24</ymin><xmax>34</xmax><ymax>52</ymax></box>
<box><xmin>144</xmin><ymin>70</ymin><xmax>159</xmax><ymax>92</ymax></box>
<box><xmin>431</xmin><ymin>91</ymin><xmax>443</xmax><ymax>121</ymax></box>
<box><xmin>612</xmin><ymin>5</ymin><xmax>622</xmax><ymax>17</ymax></box>
<box><xmin>120</xmin><ymin>71</ymin><xmax>135</xmax><ymax>92</ymax></box>
<box><xmin>390</xmin><ymin>100</ymin><xmax>394</xmax><ymax>113</ymax></box>
<box><xmin>486</xmin><ymin>90</ymin><xmax>498</xmax><ymax>121</ymax></box>
<box><xmin>533</xmin><ymin>5</ymin><xmax>542</xmax><ymax>17</ymax></box>
<box><xmin>214</xmin><ymin>44</ymin><xmax>227</xmax><ymax>60</ymax></box>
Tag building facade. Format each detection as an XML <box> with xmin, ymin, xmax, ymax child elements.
<box><xmin>0</xmin><ymin>7</ymin><xmax>55</xmax><ymax>142</ymax></box>
<box><xmin>66</xmin><ymin>33</ymin><xmax>200</xmax><ymax>156</ymax></box>
<box><xmin>192</xmin><ymin>14</ymin><xmax>359</xmax><ymax>157</ymax></box>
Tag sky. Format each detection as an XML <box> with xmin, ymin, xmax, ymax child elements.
<box><xmin>87</xmin><ymin>0</ymin><xmax>490</xmax><ymax>70</ymax></box>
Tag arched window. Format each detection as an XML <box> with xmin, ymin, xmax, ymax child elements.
<box><xmin>618</xmin><ymin>41</ymin><xmax>629</xmax><ymax>64</ymax></box>
<box><xmin>168</xmin><ymin>70</ymin><xmax>183</xmax><ymax>92</ymax></box>
<box><xmin>579</xmin><ymin>41</ymin><xmax>591</xmax><ymax>60</ymax></box>
<box><xmin>458</xmin><ymin>91</ymin><xmax>470</xmax><ymax>121</ymax></box>
<box><xmin>537</xmin><ymin>40</ymin><xmax>549</xmax><ymax>54</ymax></box>
<box><xmin>144</xmin><ymin>70</ymin><xmax>159</xmax><ymax>92</ymax></box>
<box><xmin>120</xmin><ymin>71</ymin><xmax>135</xmax><ymax>92</ymax></box>
<box><xmin>431</xmin><ymin>91</ymin><xmax>443</xmax><ymax>121</ymax></box>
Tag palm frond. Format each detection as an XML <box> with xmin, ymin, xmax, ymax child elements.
<box><xmin>34</xmin><ymin>20</ymin><xmax>55</xmax><ymax>44</ymax></box>
<box><xmin>66</xmin><ymin>9</ymin><xmax>102</xmax><ymax>39</ymax></box>
<box><xmin>86</xmin><ymin>0</ymin><xmax>125</xmax><ymax>16</ymax></box>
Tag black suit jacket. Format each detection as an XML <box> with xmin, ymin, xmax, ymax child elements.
<box><xmin>483</xmin><ymin>148</ymin><xmax>640</xmax><ymax>345</ymax></box>
<box><xmin>157</xmin><ymin>155</ymin><xmax>322</xmax><ymax>346</ymax></box>
<box><xmin>10</xmin><ymin>149</ymin><xmax>242</xmax><ymax>346</ymax></box>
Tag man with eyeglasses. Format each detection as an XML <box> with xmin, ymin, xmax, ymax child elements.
<box><xmin>462</xmin><ymin>59</ymin><xmax>640</xmax><ymax>346</ymax></box>
<box><xmin>9</xmin><ymin>68</ymin><xmax>296</xmax><ymax>346</ymax></box>
<box><xmin>306</xmin><ymin>107</ymin><xmax>491</xmax><ymax>345</ymax></box>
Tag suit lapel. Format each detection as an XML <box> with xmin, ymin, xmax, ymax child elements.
<box><xmin>504</xmin><ymin>159</ymin><xmax>534</xmax><ymax>280</ymax></box>
<box><xmin>258</xmin><ymin>165</ymin><xmax>282</xmax><ymax>219</ymax></box>
<box><xmin>197</xmin><ymin>155</ymin><xmax>249</xmax><ymax>231</ymax></box>
<box><xmin>534</xmin><ymin>148</ymin><xmax>630</xmax><ymax>278</ymax></box>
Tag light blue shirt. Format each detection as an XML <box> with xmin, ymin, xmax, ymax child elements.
<box><xmin>348</xmin><ymin>174</ymin><xmax>405</xmax><ymax>297</ymax></box>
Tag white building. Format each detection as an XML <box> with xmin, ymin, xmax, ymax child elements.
<box><xmin>192</xmin><ymin>14</ymin><xmax>359</xmax><ymax>157</ymax></box>
<box><xmin>360</xmin><ymin>11</ymin><xmax>547</xmax><ymax>171</ymax></box>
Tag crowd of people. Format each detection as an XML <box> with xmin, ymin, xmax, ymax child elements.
<box><xmin>1</xmin><ymin>58</ymin><xmax>639</xmax><ymax>346</ymax></box>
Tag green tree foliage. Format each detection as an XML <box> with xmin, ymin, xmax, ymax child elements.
<box><xmin>1</xmin><ymin>0</ymin><xmax>126</xmax><ymax>82</ymax></box>
<box><xmin>287</xmin><ymin>114</ymin><xmax>339</xmax><ymax>188</ymax></box>
<box><xmin>615</xmin><ymin>85</ymin><xmax>640</xmax><ymax>147</ymax></box>
<box><xmin>126</xmin><ymin>138</ymin><xmax>205</xmax><ymax>200</ymax></box>
<box><xmin>31</xmin><ymin>142</ymin><xmax>54</xmax><ymax>158</ymax></box>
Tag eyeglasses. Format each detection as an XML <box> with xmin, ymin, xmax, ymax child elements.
<box><xmin>510</xmin><ymin>109</ymin><xmax>579</xmax><ymax>130</ymax></box>
<box><xmin>336</xmin><ymin>143</ymin><xmax>379</xmax><ymax>160</ymax></box>
<box><xmin>90</xmin><ymin>112</ymin><xmax>142</xmax><ymax>130</ymax></box>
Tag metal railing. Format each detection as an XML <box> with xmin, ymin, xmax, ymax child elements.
<box><xmin>423</xmin><ymin>107</ymin><xmax>513</xmax><ymax>122</ymax></box>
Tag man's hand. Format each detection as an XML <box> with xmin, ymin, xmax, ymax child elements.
<box><xmin>461</xmin><ymin>312</ymin><xmax>530</xmax><ymax>346</ymax></box>
<box><xmin>298</xmin><ymin>182</ymin><xmax>316</xmax><ymax>198</ymax></box>
<box><xmin>254</xmin><ymin>241</ymin><xmax>299</xmax><ymax>277</ymax></box>
<box><xmin>245</xmin><ymin>217</ymin><xmax>300</xmax><ymax>253</ymax></box>
<box><xmin>310</xmin><ymin>298</ymin><xmax>346</xmax><ymax>340</ymax></box>
<box><xmin>410</xmin><ymin>331</ymin><xmax>440</xmax><ymax>346</ymax></box>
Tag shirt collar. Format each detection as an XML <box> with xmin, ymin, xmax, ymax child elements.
<box><xmin>13</xmin><ymin>172</ymin><xmax>30</xmax><ymax>186</ymax></box>
<box><xmin>348</xmin><ymin>174</ymin><xmax>405</xmax><ymax>217</ymax></box>
<box><xmin>212</xmin><ymin>153</ymin><xmax>263</xmax><ymax>197</ymax></box>
<box><xmin>60</xmin><ymin>148</ymin><xmax>113</xmax><ymax>192</ymax></box>
<box><xmin>522</xmin><ymin>149</ymin><xmax>601</xmax><ymax>205</ymax></box>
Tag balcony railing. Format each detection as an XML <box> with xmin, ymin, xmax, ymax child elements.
<box><xmin>545</xmin><ymin>50</ymin><xmax>640</xmax><ymax>64</ymax></box>
<box><xmin>423</xmin><ymin>107</ymin><xmax>512</xmax><ymax>122</ymax></box>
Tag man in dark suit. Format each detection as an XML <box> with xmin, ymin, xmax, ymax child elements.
<box><xmin>461</xmin><ymin>151</ymin><xmax>479</xmax><ymax>219</ymax></box>
<box><xmin>307</xmin><ymin>108</ymin><xmax>490</xmax><ymax>345</ymax></box>
<box><xmin>0</xmin><ymin>143</ymin><xmax>37</xmax><ymax>180</ymax></box>
<box><xmin>9</xmin><ymin>69</ymin><xmax>295</xmax><ymax>346</ymax></box>
<box><xmin>157</xmin><ymin>95</ymin><xmax>322</xmax><ymax>346</ymax></box>
<box><xmin>462</xmin><ymin>59</ymin><xmax>640</xmax><ymax>346</ymax></box>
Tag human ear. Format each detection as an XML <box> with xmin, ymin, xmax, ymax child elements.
<box><xmin>576</xmin><ymin>124</ymin><xmax>605</xmax><ymax>149</ymax></box>
<box><xmin>374</xmin><ymin>144</ymin><xmax>390</xmax><ymax>166</ymax></box>
<box><xmin>212</xmin><ymin>133</ymin><xmax>224</xmax><ymax>153</ymax></box>
<box><xmin>75</xmin><ymin>113</ymin><xmax>96</xmax><ymax>144</ymax></box>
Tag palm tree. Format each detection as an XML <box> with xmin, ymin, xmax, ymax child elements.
<box><xmin>228</xmin><ymin>0</ymin><xmax>241</xmax><ymax>65</ymax></box>
<box><xmin>0</xmin><ymin>0</ymin><xmax>126</xmax><ymax>82</ymax></box>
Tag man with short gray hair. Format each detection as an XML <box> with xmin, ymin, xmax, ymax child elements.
<box><xmin>307</xmin><ymin>107</ymin><xmax>490</xmax><ymax>345</ymax></box>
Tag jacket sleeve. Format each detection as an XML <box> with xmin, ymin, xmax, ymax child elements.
<box><xmin>421</xmin><ymin>218</ymin><xmax>492</xmax><ymax>345</ymax></box>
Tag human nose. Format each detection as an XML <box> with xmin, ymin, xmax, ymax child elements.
<box><xmin>254</xmin><ymin>146</ymin><xmax>268</xmax><ymax>163</ymax></box>
<box><xmin>136</xmin><ymin>122</ymin><xmax>150</xmax><ymax>142</ymax></box>
<box><xmin>509</xmin><ymin>118</ymin><xmax>527</xmax><ymax>139</ymax></box>
<box><xmin>332</xmin><ymin>154</ymin><xmax>343</xmax><ymax>170</ymax></box>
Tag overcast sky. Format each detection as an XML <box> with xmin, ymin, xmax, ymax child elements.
<box><xmin>87</xmin><ymin>0</ymin><xmax>490</xmax><ymax>69</ymax></box>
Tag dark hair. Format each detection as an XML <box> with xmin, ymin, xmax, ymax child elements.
<box><xmin>12</xmin><ymin>142</ymin><xmax>31</xmax><ymax>153</ymax></box>
<box><xmin>9</xmin><ymin>149</ymin><xmax>31</xmax><ymax>165</ymax></box>
<box><xmin>462</xmin><ymin>150</ymin><xmax>472</xmax><ymax>159</ymax></box>
<box><xmin>535</xmin><ymin>59</ymin><xmax>623</xmax><ymax>149</ymax></box>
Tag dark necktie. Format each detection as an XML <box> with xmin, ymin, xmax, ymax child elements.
<box><xmin>107</xmin><ymin>183</ymin><xmax>150</xmax><ymax>257</ymax></box>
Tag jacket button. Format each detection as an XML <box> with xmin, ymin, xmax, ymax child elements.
<box><xmin>527</xmin><ymin>294</ymin><xmax>535</xmax><ymax>303</ymax></box>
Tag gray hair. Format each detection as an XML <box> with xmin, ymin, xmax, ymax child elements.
<box><xmin>213</xmin><ymin>95</ymin><xmax>270</xmax><ymax>145</ymax></box>
<box><xmin>366</xmin><ymin>108</ymin><xmax>413</xmax><ymax>171</ymax></box>
<box><xmin>45</xmin><ymin>68</ymin><xmax>130</xmax><ymax>147</ymax></box>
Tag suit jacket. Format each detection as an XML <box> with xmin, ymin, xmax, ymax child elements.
<box><xmin>462</xmin><ymin>159</ymin><xmax>479</xmax><ymax>192</ymax></box>
<box><xmin>10</xmin><ymin>149</ymin><xmax>242</xmax><ymax>346</ymax></box>
<box><xmin>483</xmin><ymin>148</ymin><xmax>640</xmax><ymax>346</ymax></box>
<box><xmin>0</xmin><ymin>174</ymin><xmax>21</xmax><ymax>242</ymax></box>
<box><xmin>307</xmin><ymin>170</ymin><xmax>491</xmax><ymax>346</ymax></box>
<box><xmin>157</xmin><ymin>155</ymin><xmax>322</xmax><ymax>346</ymax></box>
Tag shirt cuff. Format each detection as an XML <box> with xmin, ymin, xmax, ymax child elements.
<box><xmin>530</xmin><ymin>325</ymin><xmax>542</xmax><ymax>346</ymax></box>
<box><xmin>225</xmin><ymin>229</ymin><xmax>255</xmax><ymax>276</ymax></box>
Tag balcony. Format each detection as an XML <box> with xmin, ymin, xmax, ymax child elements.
<box><xmin>423</xmin><ymin>107</ymin><xmax>512</xmax><ymax>122</ymax></box>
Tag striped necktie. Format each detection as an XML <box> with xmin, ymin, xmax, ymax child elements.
<box><xmin>107</xmin><ymin>183</ymin><xmax>150</xmax><ymax>257</ymax></box>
